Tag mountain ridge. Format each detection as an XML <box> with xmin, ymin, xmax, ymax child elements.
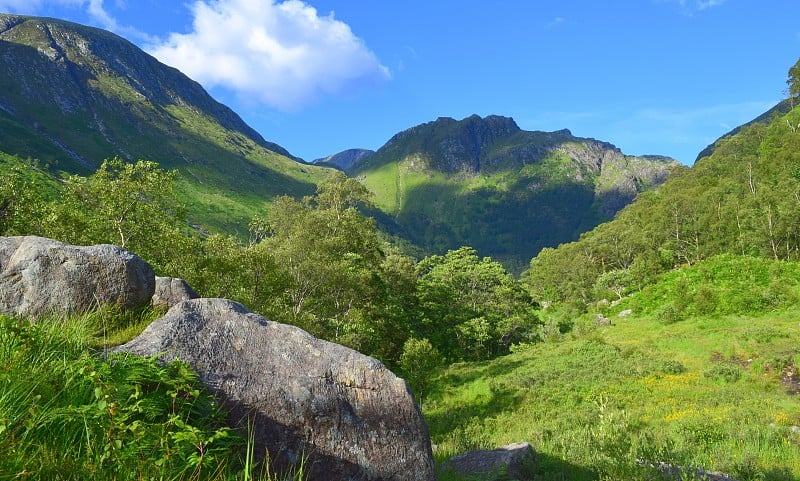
<box><xmin>346</xmin><ymin>114</ymin><xmax>682</xmax><ymax>272</ymax></box>
<box><xmin>0</xmin><ymin>13</ymin><xmax>327</xmax><ymax>233</ymax></box>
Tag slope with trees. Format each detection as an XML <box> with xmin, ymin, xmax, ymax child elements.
<box><xmin>346</xmin><ymin>114</ymin><xmax>682</xmax><ymax>273</ymax></box>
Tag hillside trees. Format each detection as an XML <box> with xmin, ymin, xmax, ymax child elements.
<box><xmin>789</xmin><ymin>58</ymin><xmax>800</xmax><ymax>105</ymax></box>
<box><xmin>526</xmin><ymin>104</ymin><xmax>800</xmax><ymax>310</ymax></box>
<box><xmin>0</xmin><ymin>156</ymin><xmax>541</xmax><ymax>367</ymax></box>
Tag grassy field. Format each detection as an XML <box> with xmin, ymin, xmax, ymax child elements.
<box><xmin>426</xmin><ymin>256</ymin><xmax>800</xmax><ymax>480</ymax></box>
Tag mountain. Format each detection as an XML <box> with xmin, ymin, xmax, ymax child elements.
<box><xmin>313</xmin><ymin>148</ymin><xmax>374</xmax><ymax>171</ymax></box>
<box><xmin>526</xmin><ymin>99</ymin><xmax>800</xmax><ymax>304</ymax></box>
<box><xmin>0</xmin><ymin>14</ymin><xmax>328</xmax><ymax>232</ymax></box>
<box><xmin>349</xmin><ymin>114</ymin><xmax>682</xmax><ymax>273</ymax></box>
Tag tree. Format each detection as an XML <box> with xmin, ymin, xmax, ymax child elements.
<box><xmin>46</xmin><ymin>158</ymin><xmax>185</xmax><ymax>274</ymax></box>
<box><xmin>399</xmin><ymin>337</ymin><xmax>443</xmax><ymax>406</ymax></box>
<box><xmin>252</xmin><ymin>172</ymin><xmax>387</xmax><ymax>353</ymax></box>
<box><xmin>417</xmin><ymin>247</ymin><xmax>539</xmax><ymax>361</ymax></box>
<box><xmin>594</xmin><ymin>269</ymin><xmax>634</xmax><ymax>301</ymax></box>
<box><xmin>788</xmin><ymin>58</ymin><xmax>800</xmax><ymax>106</ymax></box>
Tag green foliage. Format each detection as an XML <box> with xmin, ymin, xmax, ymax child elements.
<box><xmin>0</xmin><ymin>153</ymin><xmax>59</xmax><ymax>236</ymax></box>
<box><xmin>416</xmin><ymin>247</ymin><xmax>540</xmax><ymax>361</ymax></box>
<box><xmin>399</xmin><ymin>337</ymin><xmax>443</xmax><ymax>404</ymax></box>
<box><xmin>703</xmin><ymin>362</ymin><xmax>743</xmax><ymax>384</ymax></box>
<box><xmin>788</xmin><ymin>58</ymin><xmax>800</xmax><ymax>103</ymax></box>
<box><xmin>425</xmin><ymin>303</ymin><xmax>800</xmax><ymax>480</ymax></box>
<box><xmin>50</xmin><ymin>158</ymin><xmax>184</xmax><ymax>252</ymax></box>
<box><xmin>0</xmin><ymin>315</ymin><xmax>250</xmax><ymax>480</ymax></box>
<box><xmin>626</xmin><ymin>254</ymin><xmax>800</xmax><ymax>319</ymax></box>
<box><xmin>528</xmin><ymin>101</ymin><xmax>800</xmax><ymax>308</ymax></box>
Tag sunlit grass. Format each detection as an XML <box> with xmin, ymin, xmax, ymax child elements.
<box><xmin>425</xmin><ymin>295</ymin><xmax>800</xmax><ymax>480</ymax></box>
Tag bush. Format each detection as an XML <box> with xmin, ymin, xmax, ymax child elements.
<box><xmin>655</xmin><ymin>303</ymin><xmax>684</xmax><ymax>324</ymax></box>
<box><xmin>703</xmin><ymin>362</ymin><xmax>743</xmax><ymax>383</ymax></box>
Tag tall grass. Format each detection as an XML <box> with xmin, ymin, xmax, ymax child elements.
<box><xmin>0</xmin><ymin>314</ymin><xmax>305</xmax><ymax>480</ymax></box>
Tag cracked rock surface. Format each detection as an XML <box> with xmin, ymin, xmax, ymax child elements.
<box><xmin>0</xmin><ymin>235</ymin><xmax>154</xmax><ymax>318</ymax></box>
<box><xmin>116</xmin><ymin>298</ymin><xmax>435</xmax><ymax>481</ymax></box>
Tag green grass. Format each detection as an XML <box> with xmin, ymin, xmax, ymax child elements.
<box><xmin>0</xmin><ymin>312</ymin><xmax>306</xmax><ymax>480</ymax></box>
<box><xmin>425</xmin><ymin>257</ymin><xmax>800</xmax><ymax>480</ymax></box>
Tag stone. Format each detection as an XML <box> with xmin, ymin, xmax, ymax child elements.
<box><xmin>115</xmin><ymin>298</ymin><xmax>435</xmax><ymax>481</ymax></box>
<box><xmin>442</xmin><ymin>442</ymin><xmax>536</xmax><ymax>480</ymax></box>
<box><xmin>0</xmin><ymin>235</ymin><xmax>155</xmax><ymax>318</ymax></box>
<box><xmin>151</xmin><ymin>276</ymin><xmax>198</xmax><ymax>308</ymax></box>
<box><xmin>618</xmin><ymin>309</ymin><xmax>633</xmax><ymax>317</ymax></box>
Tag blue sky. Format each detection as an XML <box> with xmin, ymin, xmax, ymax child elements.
<box><xmin>1</xmin><ymin>0</ymin><xmax>799</xmax><ymax>164</ymax></box>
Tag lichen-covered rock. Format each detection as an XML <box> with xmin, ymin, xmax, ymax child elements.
<box><xmin>442</xmin><ymin>442</ymin><xmax>536</xmax><ymax>480</ymax></box>
<box><xmin>0</xmin><ymin>236</ymin><xmax>155</xmax><ymax>318</ymax></box>
<box><xmin>116</xmin><ymin>298</ymin><xmax>436</xmax><ymax>481</ymax></box>
<box><xmin>151</xmin><ymin>276</ymin><xmax>198</xmax><ymax>308</ymax></box>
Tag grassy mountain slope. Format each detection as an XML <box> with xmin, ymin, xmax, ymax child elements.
<box><xmin>429</xmin><ymin>254</ymin><xmax>800</xmax><ymax>480</ymax></box>
<box><xmin>527</xmin><ymin>100</ymin><xmax>800</xmax><ymax>304</ymax></box>
<box><xmin>349</xmin><ymin>115</ymin><xmax>682</xmax><ymax>273</ymax></box>
<box><xmin>0</xmin><ymin>14</ymin><xmax>328</xmax><ymax>233</ymax></box>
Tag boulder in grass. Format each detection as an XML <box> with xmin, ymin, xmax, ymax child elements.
<box><xmin>442</xmin><ymin>442</ymin><xmax>537</xmax><ymax>480</ymax></box>
<box><xmin>0</xmin><ymin>236</ymin><xmax>155</xmax><ymax>318</ymax></box>
<box><xmin>116</xmin><ymin>298</ymin><xmax>436</xmax><ymax>481</ymax></box>
<box><xmin>151</xmin><ymin>276</ymin><xmax>198</xmax><ymax>308</ymax></box>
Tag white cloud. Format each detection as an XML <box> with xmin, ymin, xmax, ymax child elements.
<box><xmin>147</xmin><ymin>0</ymin><xmax>390</xmax><ymax>112</ymax></box>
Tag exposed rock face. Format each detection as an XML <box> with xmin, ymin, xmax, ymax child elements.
<box><xmin>442</xmin><ymin>442</ymin><xmax>536</xmax><ymax>480</ymax></box>
<box><xmin>313</xmin><ymin>148</ymin><xmax>375</xmax><ymax>171</ymax></box>
<box><xmin>116</xmin><ymin>298</ymin><xmax>436</xmax><ymax>481</ymax></box>
<box><xmin>0</xmin><ymin>236</ymin><xmax>155</xmax><ymax>318</ymax></box>
<box><xmin>151</xmin><ymin>276</ymin><xmax>198</xmax><ymax>308</ymax></box>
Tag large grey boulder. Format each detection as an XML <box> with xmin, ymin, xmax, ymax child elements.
<box><xmin>151</xmin><ymin>276</ymin><xmax>198</xmax><ymax>308</ymax></box>
<box><xmin>442</xmin><ymin>442</ymin><xmax>536</xmax><ymax>480</ymax></box>
<box><xmin>0</xmin><ymin>236</ymin><xmax>155</xmax><ymax>318</ymax></box>
<box><xmin>116</xmin><ymin>298</ymin><xmax>436</xmax><ymax>481</ymax></box>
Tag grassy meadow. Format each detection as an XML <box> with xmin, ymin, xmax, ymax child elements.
<box><xmin>426</xmin><ymin>255</ymin><xmax>800</xmax><ymax>480</ymax></box>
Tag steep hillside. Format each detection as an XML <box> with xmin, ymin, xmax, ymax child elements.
<box><xmin>0</xmin><ymin>14</ymin><xmax>328</xmax><ymax>232</ymax></box>
<box><xmin>350</xmin><ymin>115</ymin><xmax>681</xmax><ymax>273</ymax></box>
<box><xmin>695</xmin><ymin>98</ymin><xmax>794</xmax><ymax>161</ymax></box>
<box><xmin>526</xmin><ymin>99</ymin><xmax>800</xmax><ymax>305</ymax></box>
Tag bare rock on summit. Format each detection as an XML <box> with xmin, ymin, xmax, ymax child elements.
<box><xmin>116</xmin><ymin>298</ymin><xmax>436</xmax><ymax>481</ymax></box>
<box><xmin>0</xmin><ymin>236</ymin><xmax>155</xmax><ymax>318</ymax></box>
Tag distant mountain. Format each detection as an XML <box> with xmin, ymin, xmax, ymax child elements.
<box><xmin>350</xmin><ymin>114</ymin><xmax>682</xmax><ymax>273</ymax></box>
<box><xmin>0</xmin><ymin>14</ymin><xmax>328</xmax><ymax>232</ymax></box>
<box><xmin>313</xmin><ymin>148</ymin><xmax>374</xmax><ymax>171</ymax></box>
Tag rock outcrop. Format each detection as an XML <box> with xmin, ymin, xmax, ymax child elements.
<box><xmin>151</xmin><ymin>276</ymin><xmax>198</xmax><ymax>308</ymax></box>
<box><xmin>0</xmin><ymin>236</ymin><xmax>154</xmax><ymax>318</ymax></box>
<box><xmin>116</xmin><ymin>298</ymin><xmax>436</xmax><ymax>481</ymax></box>
<box><xmin>442</xmin><ymin>442</ymin><xmax>536</xmax><ymax>480</ymax></box>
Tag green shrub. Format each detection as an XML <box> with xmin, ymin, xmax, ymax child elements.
<box><xmin>655</xmin><ymin>303</ymin><xmax>684</xmax><ymax>324</ymax></box>
<box><xmin>703</xmin><ymin>362</ymin><xmax>743</xmax><ymax>383</ymax></box>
